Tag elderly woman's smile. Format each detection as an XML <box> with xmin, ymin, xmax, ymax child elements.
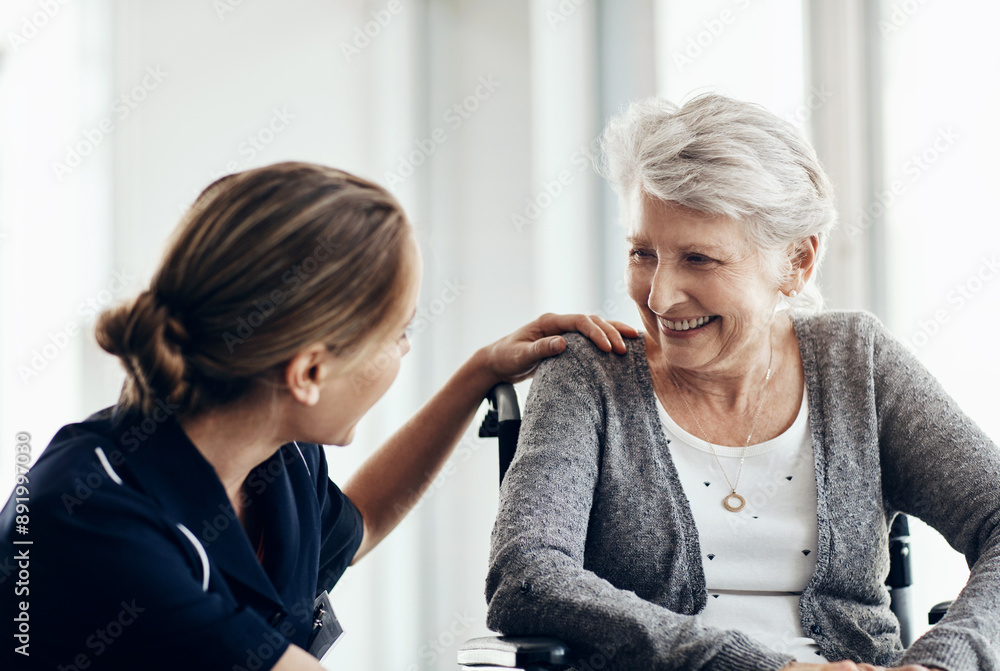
<box><xmin>661</xmin><ymin>315</ymin><xmax>718</xmax><ymax>332</ymax></box>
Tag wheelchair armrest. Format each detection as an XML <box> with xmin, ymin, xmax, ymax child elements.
<box><xmin>928</xmin><ymin>600</ymin><xmax>953</xmax><ymax>625</ymax></box>
<box><xmin>458</xmin><ymin>635</ymin><xmax>570</xmax><ymax>668</ymax></box>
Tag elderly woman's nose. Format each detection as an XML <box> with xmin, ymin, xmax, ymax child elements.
<box><xmin>647</xmin><ymin>264</ymin><xmax>686</xmax><ymax>313</ymax></box>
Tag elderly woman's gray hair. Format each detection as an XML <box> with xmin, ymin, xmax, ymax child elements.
<box><xmin>600</xmin><ymin>93</ymin><xmax>838</xmax><ymax>311</ymax></box>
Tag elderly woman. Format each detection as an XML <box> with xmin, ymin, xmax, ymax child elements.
<box><xmin>485</xmin><ymin>94</ymin><xmax>1000</xmax><ymax>671</ymax></box>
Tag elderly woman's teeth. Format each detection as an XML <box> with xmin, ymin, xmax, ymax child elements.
<box><xmin>665</xmin><ymin>316</ymin><xmax>715</xmax><ymax>331</ymax></box>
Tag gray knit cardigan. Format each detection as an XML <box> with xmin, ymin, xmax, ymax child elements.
<box><xmin>486</xmin><ymin>310</ymin><xmax>1000</xmax><ymax>671</ymax></box>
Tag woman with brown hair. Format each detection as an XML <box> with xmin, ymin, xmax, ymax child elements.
<box><xmin>0</xmin><ymin>161</ymin><xmax>636</xmax><ymax>670</ymax></box>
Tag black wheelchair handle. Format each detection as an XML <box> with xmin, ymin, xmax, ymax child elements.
<box><xmin>488</xmin><ymin>383</ymin><xmax>521</xmax><ymax>423</ymax></box>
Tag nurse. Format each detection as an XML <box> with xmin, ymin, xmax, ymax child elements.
<box><xmin>0</xmin><ymin>161</ymin><xmax>636</xmax><ymax>670</ymax></box>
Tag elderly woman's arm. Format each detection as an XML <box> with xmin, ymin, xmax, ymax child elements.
<box><xmin>485</xmin><ymin>343</ymin><xmax>795</xmax><ymax>671</ymax></box>
<box><xmin>872</xmin><ymin>322</ymin><xmax>1000</xmax><ymax>670</ymax></box>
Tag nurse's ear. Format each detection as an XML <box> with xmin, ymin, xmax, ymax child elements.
<box><xmin>285</xmin><ymin>343</ymin><xmax>332</xmax><ymax>407</ymax></box>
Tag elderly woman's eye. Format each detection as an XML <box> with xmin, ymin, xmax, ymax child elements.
<box><xmin>629</xmin><ymin>248</ymin><xmax>652</xmax><ymax>259</ymax></box>
<box><xmin>687</xmin><ymin>254</ymin><xmax>714</xmax><ymax>265</ymax></box>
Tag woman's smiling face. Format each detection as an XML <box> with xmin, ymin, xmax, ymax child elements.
<box><xmin>625</xmin><ymin>192</ymin><xmax>782</xmax><ymax>375</ymax></box>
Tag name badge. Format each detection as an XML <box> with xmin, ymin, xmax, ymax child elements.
<box><xmin>307</xmin><ymin>590</ymin><xmax>344</xmax><ymax>662</ymax></box>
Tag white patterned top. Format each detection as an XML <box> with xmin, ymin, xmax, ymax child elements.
<box><xmin>655</xmin><ymin>384</ymin><xmax>827</xmax><ymax>663</ymax></box>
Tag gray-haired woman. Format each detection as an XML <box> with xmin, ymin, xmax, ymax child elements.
<box><xmin>486</xmin><ymin>94</ymin><xmax>1000</xmax><ymax>671</ymax></box>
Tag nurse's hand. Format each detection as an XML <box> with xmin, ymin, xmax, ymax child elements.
<box><xmin>479</xmin><ymin>313</ymin><xmax>639</xmax><ymax>385</ymax></box>
<box><xmin>274</xmin><ymin>644</ymin><xmax>325</xmax><ymax>670</ymax></box>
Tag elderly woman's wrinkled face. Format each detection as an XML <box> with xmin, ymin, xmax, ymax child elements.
<box><xmin>625</xmin><ymin>193</ymin><xmax>780</xmax><ymax>375</ymax></box>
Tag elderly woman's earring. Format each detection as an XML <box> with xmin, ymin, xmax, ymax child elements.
<box><xmin>787</xmin><ymin>290</ymin><xmax>798</xmax><ymax>298</ymax></box>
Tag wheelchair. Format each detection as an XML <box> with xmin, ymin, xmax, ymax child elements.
<box><xmin>458</xmin><ymin>384</ymin><xmax>953</xmax><ymax>671</ymax></box>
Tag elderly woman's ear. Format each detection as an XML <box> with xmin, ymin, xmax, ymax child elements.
<box><xmin>783</xmin><ymin>235</ymin><xmax>820</xmax><ymax>295</ymax></box>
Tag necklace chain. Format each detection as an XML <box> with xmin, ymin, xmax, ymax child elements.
<box><xmin>669</xmin><ymin>341</ymin><xmax>774</xmax><ymax>512</ymax></box>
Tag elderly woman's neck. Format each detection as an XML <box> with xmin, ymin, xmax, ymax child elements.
<box><xmin>652</xmin><ymin>319</ymin><xmax>796</xmax><ymax>413</ymax></box>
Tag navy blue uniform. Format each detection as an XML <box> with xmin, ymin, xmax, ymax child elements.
<box><xmin>0</xmin><ymin>405</ymin><xmax>364</xmax><ymax>670</ymax></box>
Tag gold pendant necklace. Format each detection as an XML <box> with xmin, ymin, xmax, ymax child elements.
<box><xmin>669</xmin><ymin>341</ymin><xmax>774</xmax><ymax>513</ymax></box>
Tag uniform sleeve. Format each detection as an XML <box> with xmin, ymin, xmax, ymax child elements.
<box><xmin>871</xmin><ymin>321</ymin><xmax>1000</xmax><ymax>670</ymax></box>
<box><xmin>485</xmin><ymin>342</ymin><xmax>794</xmax><ymax>671</ymax></box>
<box><xmin>314</xmin><ymin>446</ymin><xmax>364</xmax><ymax>595</ymax></box>
<box><xmin>0</xmin><ymin>468</ymin><xmax>291</xmax><ymax>671</ymax></box>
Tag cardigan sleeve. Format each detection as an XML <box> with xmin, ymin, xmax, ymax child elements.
<box><xmin>485</xmin><ymin>339</ymin><xmax>795</xmax><ymax>671</ymax></box>
<box><xmin>871</xmin><ymin>318</ymin><xmax>1000</xmax><ymax>670</ymax></box>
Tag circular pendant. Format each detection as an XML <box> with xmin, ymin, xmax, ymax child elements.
<box><xmin>723</xmin><ymin>492</ymin><xmax>746</xmax><ymax>512</ymax></box>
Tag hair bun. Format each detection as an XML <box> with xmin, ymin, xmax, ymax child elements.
<box><xmin>95</xmin><ymin>289</ymin><xmax>190</xmax><ymax>416</ymax></box>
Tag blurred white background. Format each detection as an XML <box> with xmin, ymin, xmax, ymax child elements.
<box><xmin>1</xmin><ymin>1</ymin><xmax>997</xmax><ymax>669</ymax></box>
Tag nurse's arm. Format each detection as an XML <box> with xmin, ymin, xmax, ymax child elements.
<box><xmin>343</xmin><ymin>313</ymin><xmax>637</xmax><ymax>564</ymax></box>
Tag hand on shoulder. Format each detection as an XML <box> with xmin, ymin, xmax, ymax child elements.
<box><xmin>477</xmin><ymin>313</ymin><xmax>638</xmax><ymax>385</ymax></box>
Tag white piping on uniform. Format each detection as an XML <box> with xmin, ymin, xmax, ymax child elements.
<box><xmin>176</xmin><ymin>523</ymin><xmax>210</xmax><ymax>592</ymax></box>
<box><xmin>292</xmin><ymin>441</ymin><xmax>313</xmax><ymax>478</ymax></box>
<box><xmin>94</xmin><ymin>447</ymin><xmax>123</xmax><ymax>485</ymax></box>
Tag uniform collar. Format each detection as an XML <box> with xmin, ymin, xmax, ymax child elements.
<box><xmin>98</xmin><ymin>407</ymin><xmax>289</xmax><ymax>613</ymax></box>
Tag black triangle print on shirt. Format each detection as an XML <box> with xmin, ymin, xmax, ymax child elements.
<box><xmin>707</xmin><ymin>554</ymin><xmax>715</xmax><ymax>560</ymax></box>
<box><xmin>704</xmin><ymin>482</ymin><xmax>711</xmax><ymax>487</ymax></box>
<box><xmin>802</xmin><ymin>550</ymin><xmax>812</xmax><ymax>556</ymax></box>
<box><xmin>786</xmin><ymin>476</ymin><xmax>793</xmax><ymax>481</ymax></box>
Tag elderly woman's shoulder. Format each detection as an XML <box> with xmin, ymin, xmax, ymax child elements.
<box><xmin>555</xmin><ymin>331</ymin><xmax>648</xmax><ymax>377</ymax></box>
<box><xmin>791</xmin><ymin>308</ymin><xmax>889</xmax><ymax>337</ymax></box>
<box><xmin>791</xmin><ymin>309</ymin><xmax>910</xmax><ymax>359</ymax></box>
